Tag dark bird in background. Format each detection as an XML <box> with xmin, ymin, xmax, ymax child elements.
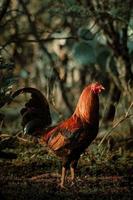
<box><xmin>11</xmin><ymin>82</ymin><xmax>104</xmax><ymax>187</ymax></box>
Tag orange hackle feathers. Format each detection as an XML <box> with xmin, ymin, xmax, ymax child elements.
<box><xmin>73</xmin><ymin>83</ymin><xmax>101</xmax><ymax>124</ymax></box>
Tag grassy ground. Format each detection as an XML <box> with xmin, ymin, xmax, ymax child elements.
<box><xmin>0</xmin><ymin>136</ymin><xmax>133</xmax><ymax>200</ymax></box>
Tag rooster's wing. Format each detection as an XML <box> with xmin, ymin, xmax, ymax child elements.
<box><xmin>45</xmin><ymin>120</ymin><xmax>92</xmax><ymax>151</ymax></box>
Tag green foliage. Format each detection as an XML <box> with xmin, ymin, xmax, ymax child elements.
<box><xmin>128</xmin><ymin>41</ymin><xmax>133</xmax><ymax>53</ymax></box>
<box><xmin>61</xmin><ymin>0</ymin><xmax>76</xmax><ymax>7</ymax></box>
<box><xmin>72</xmin><ymin>33</ymin><xmax>115</xmax><ymax>72</ymax></box>
<box><xmin>72</xmin><ymin>41</ymin><xmax>95</xmax><ymax>65</ymax></box>
<box><xmin>129</xmin><ymin>17</ymin><xmax>133</xmax><ymax>29</ymax></box>
<box><xmin>96</xmin><ymin>48</ymin><xmax>110</xmax><ymax>67</ymax></box>
<box><xmin>19</xmin><ymin>69</ymin><xmax>29</xmax><ymax>79</ymax></box>
<box><xmin>78</xmin><ymin>27</ymin><xmax>94</xmax><ymax>41</ymax></box>
<box><xmin>0</xmin><ymin>59</ymin><xmax>15</xmax><ymax>108</ymax></box>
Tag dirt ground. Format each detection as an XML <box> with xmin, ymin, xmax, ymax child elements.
<box><xmin>0</xmin><ymin>151</ymin><xmax>133</xmax><ymax>200</ymax></box>
<box><xmin>0</xmin><ymin>174</ymin><xmax>132</xmax><ymax>200</ymax></box>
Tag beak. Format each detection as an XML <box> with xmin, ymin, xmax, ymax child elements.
<box><xmin>101</xmin><ymin>86</ymin><xmax>105</xmax><ymax>90</ymax></box>
<box><xmin>98</xmin><ymin>85</ymin><xmax>105</xmax><ymax>93</ymax></box>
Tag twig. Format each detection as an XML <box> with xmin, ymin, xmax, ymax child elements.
<box><xmin>98</xmin><ymin>114</ymin><xmax>133</xmax><ymax>147</ymax></box>
<box><xmin>125</xmin><ymin>101</ymin><xmax>133</xmax><ymax>117</ymax></box>
<box><xmin>17</xmin><ymin>136</ymin><xmax>32</xmax><ymax>143</ymax></box>
<box><xmin>1</xmin><ymin>36</ymin><xmax>77</xmax><ymax>49</ymax></box>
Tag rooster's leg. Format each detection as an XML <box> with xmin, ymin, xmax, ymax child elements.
<box><xmin>60</xmin><ymin>167</ymin><xmax>66</xmax><ymax>188</ymax></box>
<box><xmin>70</xmin><ymin>159</ymin><xmax>79</xmax><ymax>184</ymax></box>
<box><xmin>70</xmin><ymin>166</ymin><xmax>75</xmax><ymax>181</ymax></box>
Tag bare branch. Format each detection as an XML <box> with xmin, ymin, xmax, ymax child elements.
<box><xmin>0</xmin><ymin>0</ymin><xmax>10</xmax><ymax>22</ymax></box>
<box><xmin>98</xmin><ymin>100</ymin><xmax>133</xmax><ymax>147</ymax></box>
<box><xmin>1</xmin><ymin>36</ymin><xmax>77</xmax><ymax>47</ymax></box>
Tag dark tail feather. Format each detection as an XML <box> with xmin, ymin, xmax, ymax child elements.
<box><xmin>11</xmin><ymin>87</ymin><xmax>52</xmax><ymax>136</ymax></box>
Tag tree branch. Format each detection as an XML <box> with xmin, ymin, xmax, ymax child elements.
<box><xmin>0</xmin><ymin>0</ymin><xmax>11</xmax><ymax>22</ymax></box>
<box><xmin>2</xmin><ymin>36</ymin><xmax>77</xmax><ymax>47</ymax></box>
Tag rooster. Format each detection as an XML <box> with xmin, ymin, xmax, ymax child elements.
<box><xmin>11</xmin><ymin>82</ymin><xmax>104</xmax><ymax>187</ymax></box>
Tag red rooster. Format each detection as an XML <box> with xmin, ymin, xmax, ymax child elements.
<box><xmin>11</xmin><ymin>82</ymin><xmax>104</xmax><ymax>187</ymax></box>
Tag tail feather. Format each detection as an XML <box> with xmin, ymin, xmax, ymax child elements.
<box><xmin>11</xmin><ymin>87</ymin><xmax>52</xmax><ymax>135</ymax></box>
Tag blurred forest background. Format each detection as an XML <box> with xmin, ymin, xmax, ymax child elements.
<box><xmin>0</xmin><ymin>0</ymin><xmax>133</xmax><ymax>199</ymax></box>
<box><xmin>1</xmin><ymin>0</ymin><xmax>133</xmax><ymax>142</ymax></box>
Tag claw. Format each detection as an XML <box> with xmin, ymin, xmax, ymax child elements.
<box><xmin>57</xmin><ymin>182</ymin><xmax>66</xmax><ymax>190</ymax></box>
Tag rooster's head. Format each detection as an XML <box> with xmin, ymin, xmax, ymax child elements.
<box><xmin>90</xmin><ymin>82</ymin><xmax>105</xmax><ymax>94</ymax></box>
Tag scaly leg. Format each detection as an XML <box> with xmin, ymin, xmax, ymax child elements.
<box><xmin>70</xmin><ymin>166</ymin><xmax>75</xmax><ymax>182</ymax></box>
<box><xmin>60</xmin><ymin>166</ymin><xmax>66</xmax><ymax>188</ymax></box>
<box><xmin>70</xmin><ymin>159</ymin><xmax>78</xmax><ymax>184</ymax></box>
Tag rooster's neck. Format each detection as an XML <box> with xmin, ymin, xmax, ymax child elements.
<box><xmin>74</xmin><ymin>91</ymin><xmax>99</xmax><ymax>125</ymax></box>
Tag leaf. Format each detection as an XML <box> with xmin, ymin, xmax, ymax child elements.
<box><xmin>0</xmin><ymin>60</ymin><xmax>16</xmax><ymax>108</ymax></box>
<box><xmin>0</xmin><ymin>63</ymin><xmax>14</xmax><ymax>69</ymax></box>
<box><xmin>128</xmin><ymin>41</ymin><xmax>133</xmax><ymax>53</ymax></box>
<box><xmin>20</xmin><ymin>69</ymin><xmax>29</xmax><ymax>79</ymax></box>
<box><xmin>72</xmin><ymin>42</ymin><xmax>95</xmax><ymax>65</ymax></box>
<box><xmin>96</xmin><ymin>47</ymin><xmax>110</xmax><ymax>67</ymax></box>
<box><xmin>62</xmin><ymin>0</ymin><xmax>76</xmax><ymax>7</ymax></box>
<box><xmin>129</xmin><ymin>18</ymin><xmax>133</xmax><ymax>29</ymax></box>
<box><xmin>78</xmin><ymin>28</ymin><xmax>93</xmax><ymax>41</ymax></box>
